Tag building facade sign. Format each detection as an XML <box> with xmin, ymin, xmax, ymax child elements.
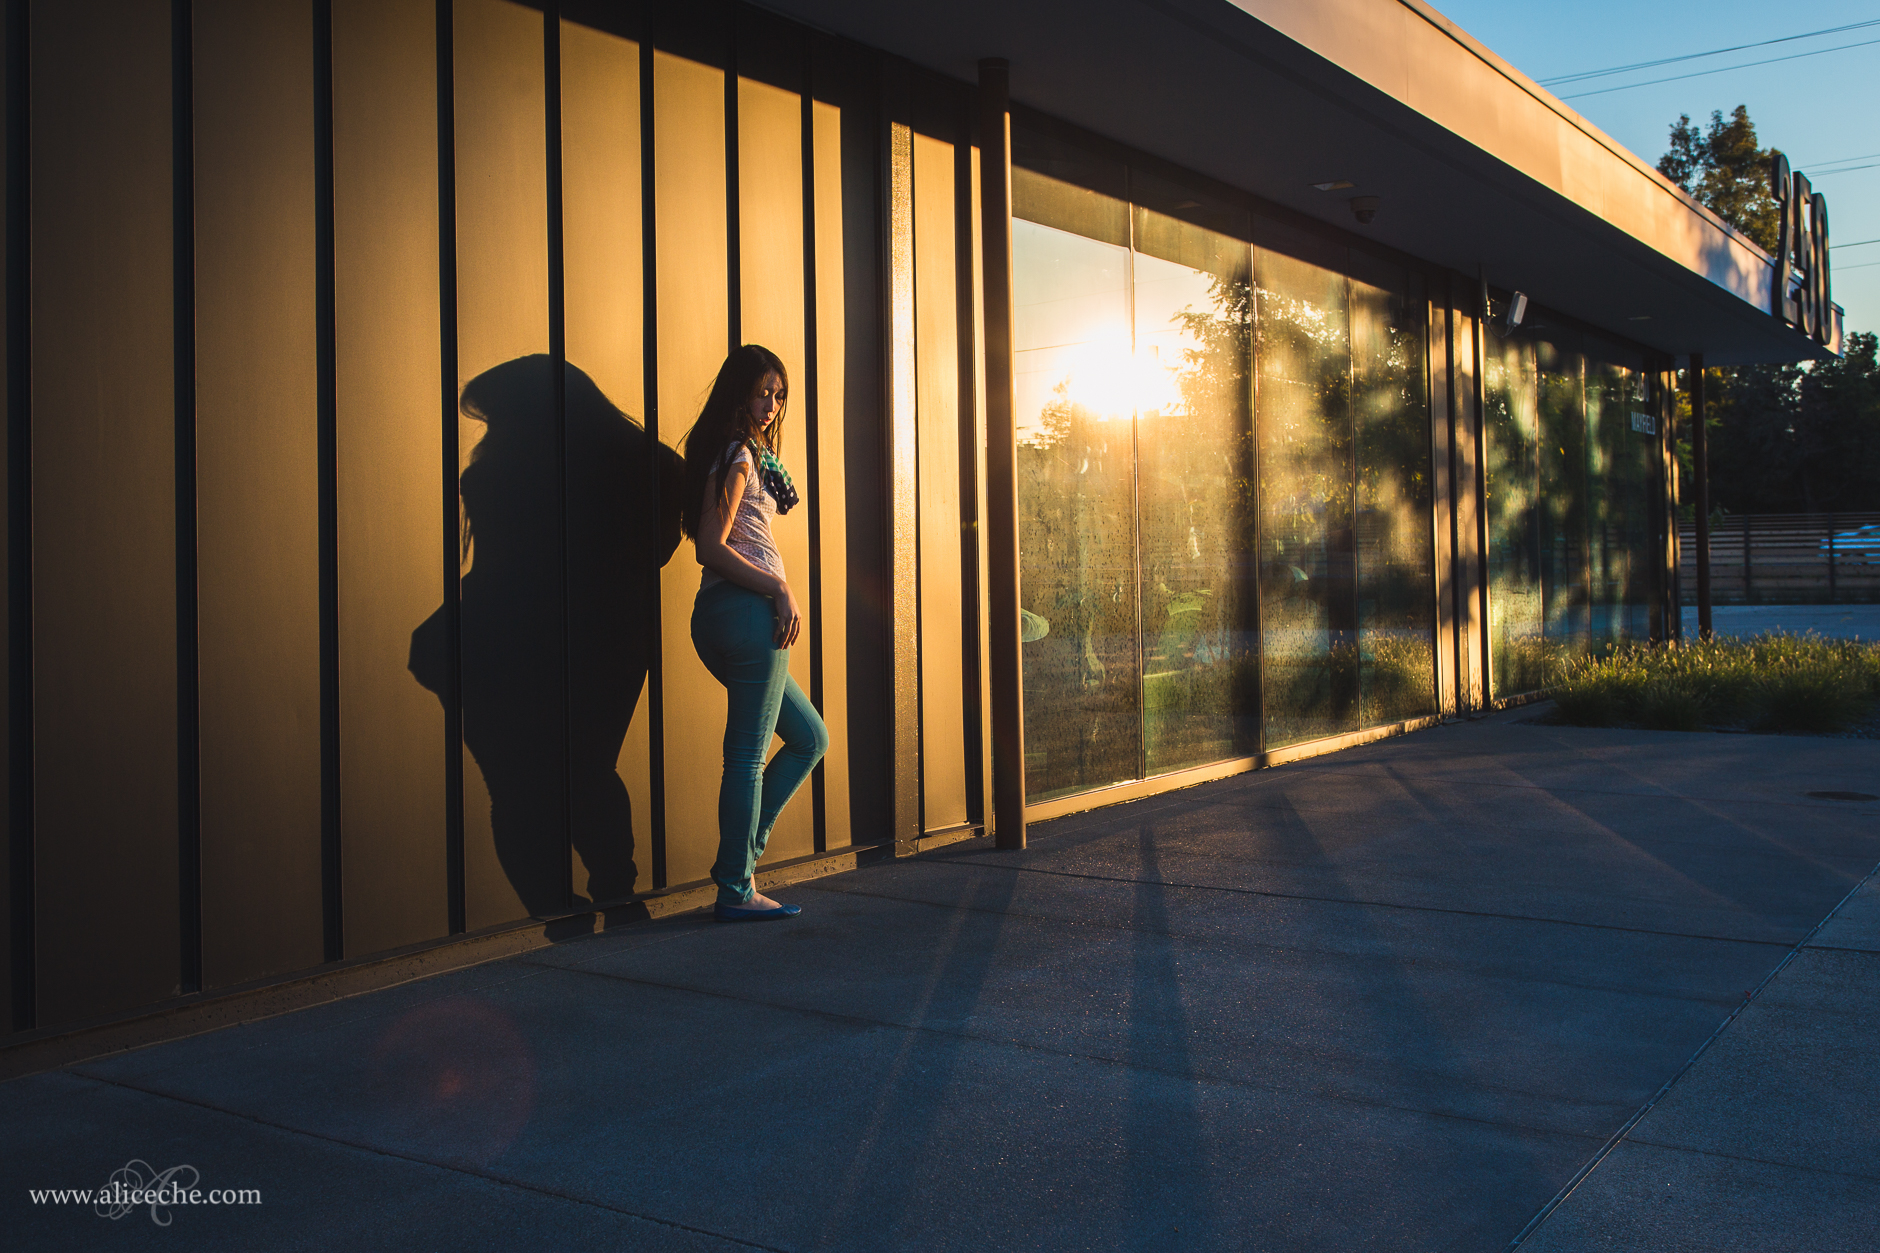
<box><xmin>1770</xmin><ymin>152</ymin><xmax>1833</xmax><ymax>345</ymax></box>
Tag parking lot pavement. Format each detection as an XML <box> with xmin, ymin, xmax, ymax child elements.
<box><xmin>1680</xmin><ymin>602</ymin><xmax>1880</xmax><ymax>640</ymax></box>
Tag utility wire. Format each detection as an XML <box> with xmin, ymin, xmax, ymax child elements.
<box><xmin>1561</xmin><ymin>36</ymin><xmax>1880</xmax><ymax>100</ymax></box>
<box><xmin>1540</xmin><ymin>18</ymin><xmax>1880</xmax><ymax>85</ymax></box>
<box><xmin>1813</xmin><ymin>162</ymin><xmax>1880</xmax><ymax>177</ymax></box>
<box><xmin>1831</xmin><ymin>239</ymin><xmax>1880</xmax><ymax>250</ymax></box>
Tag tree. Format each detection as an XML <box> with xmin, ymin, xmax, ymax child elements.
<box><xmin>1656</xmin><ymin>105</ymin><xmax>1778</xmax><ymax>251</ymax></box>
<box><xmin>1659</xmin><ymin>107</ymin><xmax>1880</xmax><ymax>514</ymax></box>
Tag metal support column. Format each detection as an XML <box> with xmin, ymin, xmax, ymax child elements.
<box><xmin>977</xmin><ymin>58</ymin><xmax>1024</xmax><ymax>850</ymax></box>
<box><xmin>1690</xmin><ymin>354</ymin><xmax>1712</xmax><ymax>638</ymax></box>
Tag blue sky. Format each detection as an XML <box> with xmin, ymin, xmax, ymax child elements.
<box><xmin>1432</xmin><ymin>0</ymin><xmax>1880</xmax><ymax>337</ymax></box>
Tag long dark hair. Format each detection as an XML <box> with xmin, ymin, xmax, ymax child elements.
<box><xmin>679</xmin><ymin>343</ymin><xmax>789</xmax><ymax>540</ymax></box>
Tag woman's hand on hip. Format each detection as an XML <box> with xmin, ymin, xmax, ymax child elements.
<box><xmin>773</xmin><ymin>582</ymin><xmax>804</xmax><ymax>648</ymax></box>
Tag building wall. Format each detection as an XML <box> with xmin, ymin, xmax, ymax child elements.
<box><xmin>0</xmin><ymin>0</ymin><xmax>1669</xmax><ymax>1046</ymax></box>
<box><xmin>1</xmin><ymin>0</ymin><xmax>991</xmax><ymax>1041</ymax></box>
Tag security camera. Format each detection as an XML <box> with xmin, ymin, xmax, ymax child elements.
<box><xmin>1349</xmin><ymin>195</ymin><xmax>1381</xmax><ymax>224</ymax></box>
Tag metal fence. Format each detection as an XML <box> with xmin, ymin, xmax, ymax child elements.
<box><xmin>1678</xmin><ymin>512</ymin><xmax>1880</xmax><ymax>604</ymax></box>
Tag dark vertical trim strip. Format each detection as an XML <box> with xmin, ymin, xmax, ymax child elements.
<box><xmin>1420</xmin><ymin>283</ymin><xmax>1441</xmax><ymax>709</ymax></box>
<box><xmin>5</xmin><ymin>0</ymin><xmax>32</xmax><ymax>1032</ymax></box>
<box><xmin>1124</xmin><ymin>182</ymin><xmax>1143</xmax><ymax>781</ymax></box>
<box><xmin>436</xmin><ymin>0</ymin><xmax>464</xmax><ymax>934</ymax></box>
<box><xmin>543</xmin><ymin>3</ymin><xmax>570</xmax><ymax>912</ymax></box>
<box><xmin>1343</xmin><ymin>267</ymin><xmax>1359</xmax><ymax>730</ymax></box>
<box><xmin>312</xmin><ymin>0</ymin><xmax>342</xmax><ymax>963</ymax></box>
<box><xmin>1247</xmin><ymin>237</ymin><xmax>1265</xmax><ymax>755</ymax></box>
<box><xmin>975</xmin><ymin>58</ymin><xmax>1023</xmax><ymax>849</ymax></box>
<box><xmin>173</xmin><ymin>0</ymin><xmax>202</xmax><ymax>996</ymax></box>
<box><xmin>800</xmin><ymin>37</ymin><xmax>825</xmax><ymax>853</ymax></box>
<box><xmin>639</xmin><ymin>31</ymin><xmax>665</xmax><ymax>891</ymax></box>
<box><xmin>723</xmin><ymin>9</ymin><xmax>738</xmax><ymax>350</ymax></box>
<box><xmin>1472</xmin><ymin>274</ymin><xmax>1491</xmax><ymax>701</ymax></box>
<box><xmin>1690</xmin><ymin>354</ymin><xmax>1710</xmax><ymax>639</ymax></box>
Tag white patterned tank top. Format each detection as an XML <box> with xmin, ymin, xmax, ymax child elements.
<box><xmin>699</xmin><ymin>442</ymin><xmax>787</xmax><ymax>592</ymax></box>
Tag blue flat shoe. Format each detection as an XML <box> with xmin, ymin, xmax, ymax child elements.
<box><xmin>714</xmin><ymin>901</ymin><xmax>803</xmax><ymax>923</ymax></box>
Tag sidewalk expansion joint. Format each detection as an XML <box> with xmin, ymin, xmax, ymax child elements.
<box><xmin>528</xmin><ymin>960</ymin><xmax>1615</xmax><ymax>1146</ymax></box>
<box><xmin>66</xmin><ymin>1070</ymin><xmax>787</xmax><ymax>1252</ymax></box>
<box><xmin>1623</xmin><ymin>1135</ymin><xmax>1880</xmax><ymax>1186</ymax></box>
<box><xmin>1284</xmin><ymin>762</ymin><xmax>1880</xmax><ymax>811</ymax></box>
<box><xmin>912</xmin><ymin>858</ymin><xmax>1797</xmax><ymax>949</ymax></box>
<box><xmin>1501</xmin><ymin>856</ymin><xmax>1880</xmax><ymax>1251</ymax></box>
<box><xmin>798</xmin><ymin>883</ymin><xmax>1759</xmax><ymax>1008</ymax></box>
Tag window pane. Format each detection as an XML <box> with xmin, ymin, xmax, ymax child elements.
<box><xmin>1483</xmin><ymin>331</ymin><xmax>1546</xmax><ymax>696</ymax></box>
<box><xmin>1134</xmin><ymin>207</ymin><xmax>1255</xmax><ymax>774</ymax></box>
<box><xmin>1536</xmin><ymin>332</ymin><xmax>1590</xmax><ymax>661</ymax></box>
<box><xmin>1586</xmin><ymin>347</ymin><xmax>1654</xmax><ymax>643</ymax></box>
<box><xmin>1350</xmin><ymin>255</ymin><xmax>1435</xmax><ymax>726</ymax></box>
<box><xmin>1256</xmin><ymin>244</ymin><xmax>1356</xmax><ymax>748</ymax></box>
<box><xmin>1014</xmin><ymin>213</ymin><xmax>1141</xmax><ymax>801</ymax></box>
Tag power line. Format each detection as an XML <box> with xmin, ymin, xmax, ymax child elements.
<box><xmin>1540</xmin><ymin>18</ymin><xmax>1880</xmax><ymax>85</ymax></box>
<box><xmin>1831</xmin><ymin>239</ymin><xmax>1880</xmax><ymax>251</ymax></box>
<box><xmin>1561</xmin><ymin>37</ymin><xmax>1880</xmax><ymax>100</ymax></box>
<box><xmin>1813</xmin><ymin>162</ymin><xmax>1880</xmax><ymax>177</ymax></box>
<box><xmin>1808</xmin><ymin>151</ymin><xmax>1880</xmax><ymax>170</ymax></box>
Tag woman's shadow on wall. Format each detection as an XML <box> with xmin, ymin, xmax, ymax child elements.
<box><xmin>409</xmin><ymin>356</ymin><xmax>683</xmax><ymax>918</ymax></box>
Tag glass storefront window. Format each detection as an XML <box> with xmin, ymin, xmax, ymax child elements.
<box><xmin>1256</xmin><ymin>241</ymin><xmax>1357</xmax><ymax>749</ymax></box>
<box><xmin>1350</xmin><ymin>253</ymin><xmax>1436</xmax><ymax>728</ymax></box>
<box><xmin>1013</xmin><ymin>206</ymin><xmax>1142</xmax><ymax>802</ymax></box>
<box><xmin>1133</xmin><ymin>204</ymin><xmax>1256</xmax><ymax>775</ymax></box>
<box><xmin>1486</xmin><ymin>313</ymin><xmax>1657</xmax><ymax>699</ymax></box>
<box><xmin>1012</xmin><ymin>138</ymin><xmax>1445</xmax><ymax>801</ymax></box>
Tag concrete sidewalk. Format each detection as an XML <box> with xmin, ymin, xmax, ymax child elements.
<box><xmin>5</xmin><ymin>709</ymin><xmax>1879</xmax><ymax>1251</ymax></box>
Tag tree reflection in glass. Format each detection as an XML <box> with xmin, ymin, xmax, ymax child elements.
<box><xmin>1586</xmin><ymin>349</ymin><xmax>1654</xmax><ymax>643</ymax></box>
<box><xmin>1537</xmin><ymin>333</ymin><xmax>1590</xmax><ymax>663</ymax></box>
<box><xmin>1484</xmin><ymin>329</ymin><xmax>1548</xmax><ymax>696</ymax></box>
<box><xmin>1013</xmin><ymin>217</ymin><xmax>1141</xmax><ymax>802</ymax></box>
<box><xmin>1134</xmin><ymin>208</ymin><xmax>1255</xmax><ymax>774</ymax></box>
<box><xmin>1350</xmin><ymin>256</ymin><xmax>1436</xmax><ymax>726</ymax></box>
<box><xmin>1256</xmin><ymin>245</ymin><xmax>1357</xmax><ymax>748</ymax></box>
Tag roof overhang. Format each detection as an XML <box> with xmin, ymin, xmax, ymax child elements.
<box><xmin>756</xmin><ymin>0</ymin><xmax>1837</xmax><ymax>366</ymax></box>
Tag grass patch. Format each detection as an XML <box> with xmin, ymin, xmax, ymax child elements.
<box><xmin>1550</xmin><ymin>633</ymin><xmax>1880</xmax><ymax>734</ymax></box>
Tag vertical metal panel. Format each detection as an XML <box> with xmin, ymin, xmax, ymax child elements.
<box><xmin>0</xmin><ymin>0</ymin><xmax>14</xmax><ymax>1031</ymax></box>
<box><xmin>737</xmin><ymin>67</ymin><xmax>816</xmax><ymax>864</ymax></box>
<box><xmin>913</xmin><ymin>130</ymin><xmax>967</xmax><ymax>832</ymax></box>
<box><xmin>30</xmin><ymin>0</ymin><xmax>179</xmax><ymax>1024</ymax></box>
<box><xmin>1689</xmin><ymin>354</ymin><xmax>1711</xmax><ymax>639</ymax></box>
<box><xmin>560</xmin><ymin>15</ymin><xmax>653</xmax><ymax>904</ymax></box>
<box><xmin>885</xmin><ymin>111</ymin><xmax>920</xmax><ymax>849</ymax></box>
<box><xmin>331</xmin><ymin>0</ymin><xmax>447</xmax><ymax>956</ymax></box>
<box><xmin>191</xmin><ymin>0</ymin><xmax>324</xmax><ymax>990</ymax></box>
<box><xmin>1450</xmin><ymin>276</ymin><xmax>1484</xmax><ymax>711</ymax></box>
<box><xmin>654</xmin><ymin>47</ymin><xmax>729</xmax><ymax>888</ymax></box>
<box><xmin>964</xmin><ymin>140</ymin><xmax>993</xmax><ymax>829</ymax></box>
<box><xmin>1428</xmin><ymin>290</ymin><xmax>1456</xmax><ymax>716</ymax></box>
<box><xmin>809</xmin><ymin>91</ymin><xmax>851</xmax><ymax>851</ymax></box>
<box><xmin>453</xmin><ymin>0</ymin><xmax>557</xmax><ymax>926</ymax></box>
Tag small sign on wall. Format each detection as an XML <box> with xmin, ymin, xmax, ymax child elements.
<box><xmin>1630</xmin><ymin>410</ymin><xmax>1656</xmax><ymax>435</ymax></box>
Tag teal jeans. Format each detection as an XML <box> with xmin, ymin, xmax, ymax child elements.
<box><xmin>690</xmin><ymin>582</ymin><xmax>830</xmax><ymax>905</ymax></box>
